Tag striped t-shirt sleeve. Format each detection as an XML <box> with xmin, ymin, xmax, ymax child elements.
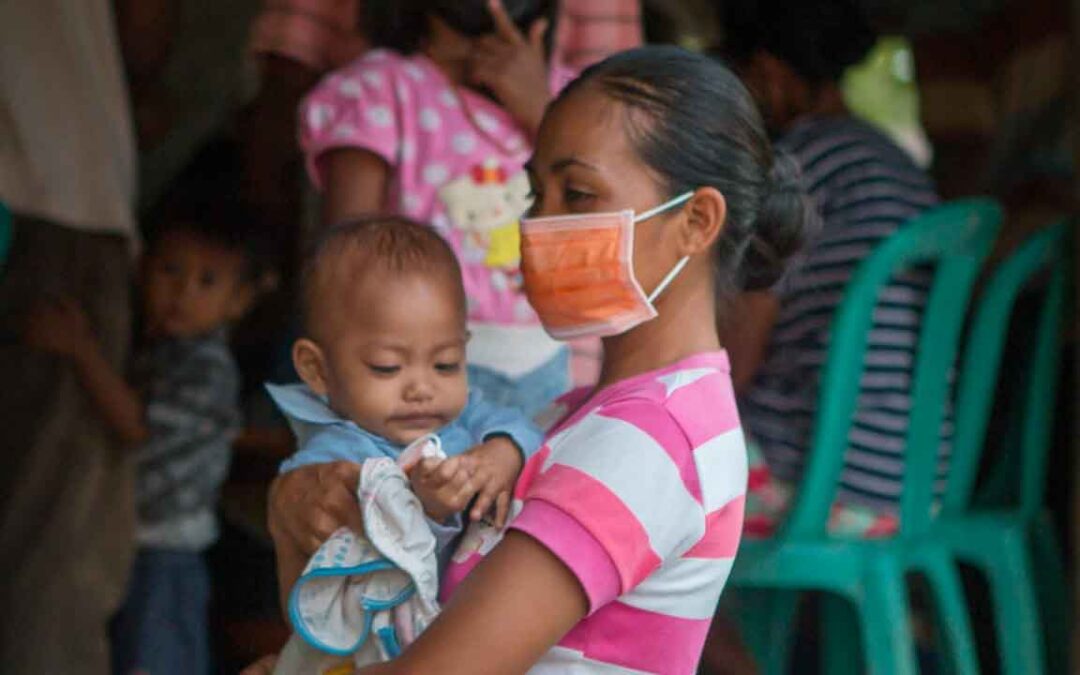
<box><xmin>511</xmin><ymin>398</ymin><xmax>707</xmax><ymax>607</ymax></box>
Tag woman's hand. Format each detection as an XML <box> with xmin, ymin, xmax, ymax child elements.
<box><xmin>268</xmin><ymin>461</ymin><xmax>365</xmax><ymax>556</ymax></box>
<box><xmin>469</xmin><ymin>0</ymin><xmax>552</xmax><ymax>137</ymax></box>
<box><xmin>239</xmin><ymin>654</ymin><xmax>278</xmax><ymax>675</ymax></box>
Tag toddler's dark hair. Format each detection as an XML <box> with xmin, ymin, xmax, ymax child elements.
<box><xmin>300</xmin><ymin>216</ymin><xmax>465</xmax><ymax>334</ymax></box>
<box><xmin>148</xmin><ymin>195</ymin><xmax>274</xmax><ymax>286</ymax></box>
<box><xmin>558</xmin><ymin>46</ymin><xmax>814</xmax><ymax>296</ymax></box>
<box><xmin>367</xmin><ymin>0</ymin><xmax>556</xmax><ymax>55</ymax></box>
<box><xmin>719</xmin><ymin>0</ymin><xmax>877</xmax><ymax>84</ymax></box>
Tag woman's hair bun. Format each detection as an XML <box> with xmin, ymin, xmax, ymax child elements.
<box><xmin>737</xmin><ymin>152</ymin><xmax>816</xmax><ymax>291</ymax></box>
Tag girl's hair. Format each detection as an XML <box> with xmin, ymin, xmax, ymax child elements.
<box><xmin>558</xmin><ymin>46</ymin><xmax>814</xmax><ymax>296</ymax></box>
<box><xmin>367</xmin><ymin>0</ymin><xmax>557</xmax><ymax>55</ymax></box>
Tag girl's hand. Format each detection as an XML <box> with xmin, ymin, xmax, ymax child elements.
<box><xmin>469</xmin><ymin>0</ymin><xmax>551</xmax><ymax>137</ymax></box>
<box><xmin>409</xmin><ymin>455</ymin><xmax>478</xmax><ymax>523</ymax></box>
<box><xmin>462</xmin><ymin>436</ymin><xmax>523</xmax><ymax>527</ymax></box>
<box><xmin>268</xmin><ymin>461</ymin><xmax>365</xmax><ymax>556</ymax></box>
<box><xmin>24</xmin><ymin>296</ymin><xmax>96</xmax><ymax>360</ymax></box>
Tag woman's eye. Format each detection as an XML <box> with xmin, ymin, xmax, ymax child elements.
<box><xmin>564</xmin><ymin>187</ymin><xmax>593</xmax><ymax>204</ymax></box>
<box><xmin>435</xmin><ymin>362</ymin><xmax>461</xmax><ymax>374</ymax></box>
<box><xmin>367</xmin><ymin>364</ymin><xmax>401</xmax><ymax>376</ymax></box>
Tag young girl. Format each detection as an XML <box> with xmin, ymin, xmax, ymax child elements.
<box><xmin>259</xmin><ymin>46</ymin><xmax>810</xmax><ymax>673</ymax></box>
<box><xmin>299</xmin><ymin>0</ymin><xmax>570</xmax><ymax>417</ymax></box>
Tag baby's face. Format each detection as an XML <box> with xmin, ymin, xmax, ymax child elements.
<box><xmin>316</xmin><ymin>272</ymin><xmax>469</xmax><ymax>445</ymax></box>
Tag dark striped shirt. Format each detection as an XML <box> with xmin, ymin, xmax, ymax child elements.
<box><xmin>133</xmin><ymin>329</ymin><xmax>240</xmax><ymax>550</ymax></box>
<box><xmin>741</xmin><ymin>116</ymin><xmax>945</xmax><ymax>511</ymax></box>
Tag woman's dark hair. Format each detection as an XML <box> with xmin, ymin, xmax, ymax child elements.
<box><xmin>719</xmin><ymin>0</ymin><xmax>877</xmax><ymax>84</ymax></box>
<box><xmin>558</xmin><ymin>46</ymin><xmax>814</xmax><ymax>295</ymax></box>
<box><xmin>367</xmin><ymin>0</ymin><xmax>557</xmax><ymax>55</ymax></box>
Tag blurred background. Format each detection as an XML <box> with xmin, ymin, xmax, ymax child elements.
<box><xmin>1</xmin><ymin>0</ymin><xmax>1077</xmax><ymax>672</ymax></box>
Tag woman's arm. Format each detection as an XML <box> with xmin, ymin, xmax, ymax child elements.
<box><xmin>267</xmin><ymin>462</ymin><xmax>365</xmax><ymax>610</ymax></box>
<box><xmin>361</xmin><ymin>530</ymin><xmax>589</xmax><ymax>675</ymax></box>
<box><xmin>320</xmin><ymin>148</ymin><xmax>390</xmax><ymax>226</ymax></box>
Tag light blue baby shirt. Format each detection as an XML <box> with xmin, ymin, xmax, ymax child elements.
<box><xmin>266</xmin><ymin>383</ymin><xmax>543</xmax><ymax>473</ymax></box>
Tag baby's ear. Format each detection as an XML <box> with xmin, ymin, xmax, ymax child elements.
<box><xmin>292</xmin><ymin>338</ymin><xmax>330</xmax><ymax>396</ymax></box>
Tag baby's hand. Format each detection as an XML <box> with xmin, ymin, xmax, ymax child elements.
<box><xmin>410</xmin><ymin>455</ymin><xmax>478</xmax><ymax>524</ymax></box>
<box><xmin>24</xmin><ymin>296</ymin><xmax>95</xmax><ymax>360</ymax></box>
<box><xmin>462</xmin><ymin>436</ymin><xmax>523</xmax><ymax>527</ymax></box>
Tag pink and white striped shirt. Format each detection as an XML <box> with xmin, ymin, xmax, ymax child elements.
<box><xmin>442</xmin><ymin>351</ymin><xmax>748</xmax><ymax>674</ymax></box>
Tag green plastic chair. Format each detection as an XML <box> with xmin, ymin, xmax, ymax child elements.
<box><xmin>932</xmin><ymin>220</ymin><xmax>1072</xmax><ymax>675</ymax></box>
<box><xmin>0</xmin><ymin>202</ymin><xmax>10</xmax><ymax>273</ymax></box>
<box><xmin>730</xmin><ymin>199</ymin><xmax>1002</xmax><ymax>675</ymax></box>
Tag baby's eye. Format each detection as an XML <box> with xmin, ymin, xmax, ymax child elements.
<box><xmin>199</xmin><ymin>271</ymin><xmax>218</xmax><ymax>288</ymax></box>
<box><xmin>367</xmin><ymin>363</ymin><xmax>401</xmax><ymax>376</ymax></box>
<box><xmin>434</xmin><ymin>362</ymin><xmax>461</xmax><ymax>374</ymax></box>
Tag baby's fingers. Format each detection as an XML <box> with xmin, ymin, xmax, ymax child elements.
<box><xmin>494</xmin><ymin>491</ymin><xmax>511</xmax><ymax>528</ymax></box>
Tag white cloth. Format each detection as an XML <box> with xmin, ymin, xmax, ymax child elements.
<box><xmin>0</xmin><ymin>0</ymin><xmax>136</xmax><ymax>236</ymax></box>
<box><xmin>274</xmin><ymin>436</ymin><xmax>444</xmax><ymax>674</ymax></box>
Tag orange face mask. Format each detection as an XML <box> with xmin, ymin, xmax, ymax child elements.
<box><xmin>519</xmin><ymin>192</ymin><xmax>693</xmax><ymax>340</ymax></box>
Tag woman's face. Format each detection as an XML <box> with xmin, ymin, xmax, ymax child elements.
<box><xmin>524</xmin><ymin>84</ymin><xmax>687</xmax><ymax>298</ymax></box>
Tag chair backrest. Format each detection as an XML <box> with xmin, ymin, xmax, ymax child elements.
<box><xmin>943</xmin><ymin>220</ymin><xmax>1071</xmax><ymax>519</ymax></box>
<box><xmin>781</xmin><ymin>199</ymin><xmax>1002</xmax><ymax>539</ymax></box>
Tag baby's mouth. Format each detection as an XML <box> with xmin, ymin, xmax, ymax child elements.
<box><xmin>389</xmin><ymin>413</ymin><xmax>446</xmax><ymax>430</ymax></box>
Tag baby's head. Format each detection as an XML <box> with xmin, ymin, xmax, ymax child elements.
<box><xmin>293</xmin><ymin>217</ymin><xmax>469</xmax><ymax>445</ymax></box>
<box><xmin>141</xmin><ymin>199</ymin><xmax>265</xmax><ymax>340</ymax></box>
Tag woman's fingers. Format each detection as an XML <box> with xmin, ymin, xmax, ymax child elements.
<box><xmin>239</xmin><ymin>654</ymin><xmax>278</xmax><ymax>675</ymax></box>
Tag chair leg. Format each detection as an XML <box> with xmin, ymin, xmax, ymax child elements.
<box><xmin>984</xmin><ymin>531</ymin><xmax>1045</xmax><ymax>675</ymax></box>
<box><xmin>919</xmin><ymin>550</ymin><xmax>979</xmax><ymax>675</ymax></box>
<box><xmin>1031</xmin><ymin>513</ymin><xmax>1069</xmax><ymax>675</ymax></box>
<box><xmin>859</xmin><ymin>555</ymin><xmax>918</xmax><ymax>675</ymax></box>
<box><xmin>820</xmin><ymin>594</ymin><xmax>861</xmax><ymax>675</ymax></box>
<box><xmin>737</xmin><ymin>589</ymin><xmax>798</xmax><ymax>675</ymax></box>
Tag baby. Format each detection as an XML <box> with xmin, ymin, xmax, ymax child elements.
<box><xmin>268</xmin><ymin>216</ymin><xmax>542</xmax><ymax>562</ymax></box>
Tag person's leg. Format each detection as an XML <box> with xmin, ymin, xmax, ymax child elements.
<box><xmin>0</xmin><ymin>218</ymin><xmax>134</xmax><ymax>675</ymax></box>
<box><xmin>112</xmin><ymin>550</ymin><xmax>212</xmax><ymax>675</ymax></box>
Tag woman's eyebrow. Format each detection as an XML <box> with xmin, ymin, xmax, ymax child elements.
<box><xmin>526</xmin><ymin>157</ymin><xmax>602</xmax><ymax>175</ymax></box>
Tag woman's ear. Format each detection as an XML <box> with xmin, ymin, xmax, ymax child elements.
<box><xmin>681</xmin><ymin>187</ymin><xmax>726</xmax><ymax>255</ymax></box>
<box><xmin>293</xmin><ymin>338</ymin><xmax>330</xmax><ymax>396</ymax></box>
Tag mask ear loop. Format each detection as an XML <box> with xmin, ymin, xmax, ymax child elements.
<box><xmin>636</xmin><ymin>191</ymin><xmax>695</xmax><ymax>303</ymax></box>
<box><xmin>647</xmin><ymin>256</ymin><xmax>691</xmax><ymax>303</ymax></box>
<box><xmin>634</xmin><ymin>191</ymin><xmax>695</xmax><ymax>223</ymax></box>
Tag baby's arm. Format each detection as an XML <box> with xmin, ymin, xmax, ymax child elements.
<box><xmin>456</xmin><ymin>396</ymin><xmax>545</xmax><ymax>525</ymax></box>
<box><xmin>24</xmin><ymin>297</ymin><xmax>147</xmax><ymax>445</ymax></box>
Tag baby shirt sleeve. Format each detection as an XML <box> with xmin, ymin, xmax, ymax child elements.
<box><xmin>509</xmin><ymin>398</ymin><xmax>705</xmax><ymax>612</ymax></box>
<box><xmin>456</xmin><ymin>393</ymin><xmax>545</xmax><ymax>461</ymax></box>
<box><xmin>298</xmin><ymin>52</ymin><xmax>404</xmax><ymax>189</ymax></box>
<box><xmin>278</xmin><ymin>426</ymin><xmax>386</xmax><ymax>473</ymax></box>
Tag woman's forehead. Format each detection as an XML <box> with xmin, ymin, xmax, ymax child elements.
<box><xmin>532</xmin><ymin>86</ymin><xmax>632</xmax><ymax>171</ymax></box>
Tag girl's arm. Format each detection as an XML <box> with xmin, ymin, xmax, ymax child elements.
<box><xmin>320</xmin><ymin>148</ymin><xmax>390</xmax><ymax>226</ymax></box>
<box><xmin>361</xmin><ymin>530</ymin><xmax>589</xmax><ymax>675</ymax></box>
